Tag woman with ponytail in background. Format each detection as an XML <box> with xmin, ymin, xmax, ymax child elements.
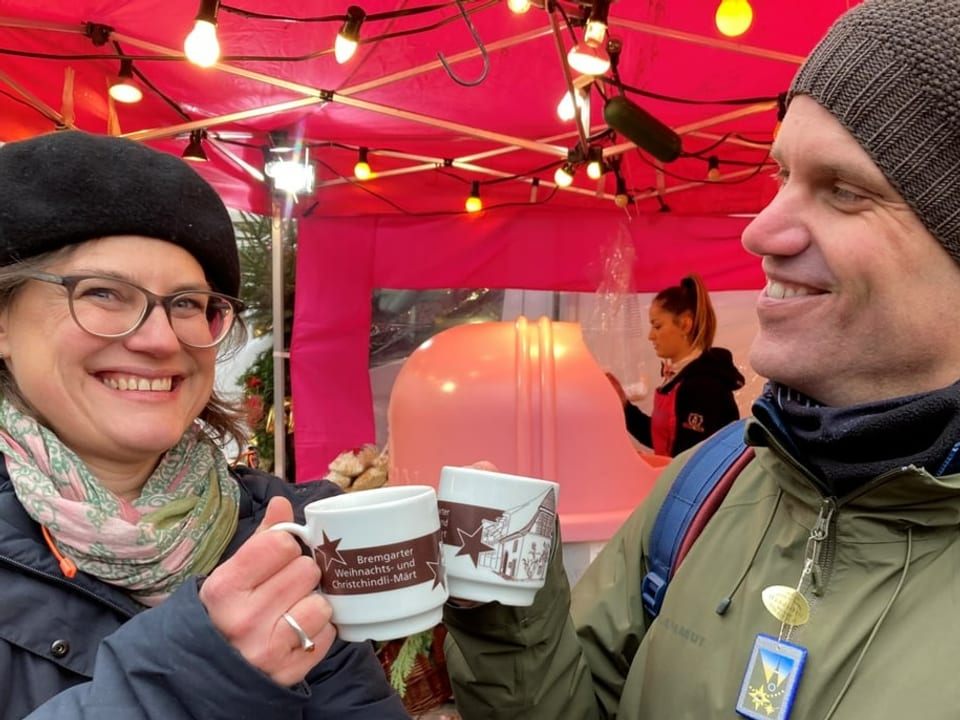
<box><xmin>608</xmin><ymin>273</ymin><xmax>745</xmax><ymax>456</ymax></box>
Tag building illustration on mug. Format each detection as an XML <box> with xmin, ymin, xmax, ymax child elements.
<box><xmin>451</xmin><ymin>489</ymin><xmax>557</xmax><ymax>582</ymax></box>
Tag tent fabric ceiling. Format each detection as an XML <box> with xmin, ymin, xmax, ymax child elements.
<box><xmin>0</xmin><ymin>0</ymin><xmax>858</xmax><ymax>218</ymax></box>
<box><xmin>1</xmin><ymin>1</ymin><xmax>862</xmax><ymax>479</ymax></box>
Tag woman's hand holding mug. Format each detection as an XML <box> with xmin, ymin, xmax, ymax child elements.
<box><xmin>199</xmin><ymin>497</ymin><xmax>335</xmax><ymax>687</ymax></box>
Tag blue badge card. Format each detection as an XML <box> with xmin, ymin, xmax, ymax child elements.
<box><xmin>735</xmin><ymin>634</ymin><xmax>807</xmax><ymax>720</ymax></box>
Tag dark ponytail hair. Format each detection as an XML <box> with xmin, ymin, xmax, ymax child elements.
<box><xmin>653</xmin><ymin>273</ymin><xmax>717</xmax><ymax>351</ymax></box>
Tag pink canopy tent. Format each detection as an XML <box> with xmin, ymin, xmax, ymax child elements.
<box><xmin>0</xmin><ymin>0</ymin><xmax>857</xmax><ymax>479</ymax></box>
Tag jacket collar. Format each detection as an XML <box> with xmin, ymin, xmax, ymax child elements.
<box><xmin>746</xmin><ymin>404</ymin><xmax>960</xmax><ymax>531</ymax></box>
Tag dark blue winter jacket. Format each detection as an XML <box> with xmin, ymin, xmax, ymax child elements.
<box><xmin>0</xmin><ymin>461</ymin><xmax>409</xmax><ymax>719</ymax></box>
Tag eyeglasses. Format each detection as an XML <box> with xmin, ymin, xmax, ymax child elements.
<box><xmin>25</xmin><ymin>272</ymin><xmax>243</xmax><ymax>348</ymax></box>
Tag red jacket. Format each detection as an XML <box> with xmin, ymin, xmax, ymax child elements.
<box><xmin>624</xmin><ymin>347</ymin><xmax>745</xmax><ymax>456</ymax></box>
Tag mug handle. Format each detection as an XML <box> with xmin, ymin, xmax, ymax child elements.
<box><xmin>270</xmin><ymin>522</ymin><xmax>315</xmax><ymax>560</ymax></box>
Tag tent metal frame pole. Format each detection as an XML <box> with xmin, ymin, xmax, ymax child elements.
<box><xmin>122</xmin><ymin>97</ymin><xmax>324</xmax><ymax>142</ymax></box>
<box><xmin>687</xmin><ymin>130</ymin><xmax>773</xmax><ymax>150</ymax></box>
<box><xmin>0</xmin><ymin>68</ymin><xmax>69</xmax><ymax>126</ymax></box>
<box><xmin>455</xmin><ymin>122</ymin><xmax>608</xmax><ymax>164</ymax></box>
<box><xmin>0</xmin><ymin>15</ymin><xmax>87</xmax><ymax>33</ymax></box>
<box><xmin>612</xmin><ymin>18</ymin><xmax>805</xmax><ymax>65</ymax></box>
<box><xmin>270</xmin><ymin>195</ymin><xmax>287</xmax><ymax>481</ymax></box>
<box><xmin>546</xmin><ymin>8</ymin><xmax>588</xmax><ymax>155</ymax></box>
<box><xmin>104</xmin><ymin>28</ymin><xmax>566</xmax><ymax>156</ymax></box>
<box><xmin>206</xmin><ymin>137</ymin><xmax>266</xmax><ymax>181</ymax></box>
<box><xmin>337</xmin><ymin>27</ymin><xmax>553</xmax><ymax>96</ymax></box>
<box><xmin>22</xmin><ymin>16</ymin><xmax>772</xmax><ymax>195</ymax></box>
<box><xmin>326</xmin><ymin>93</ymin><xmax>568</xmax><ymax>157</ymax></box>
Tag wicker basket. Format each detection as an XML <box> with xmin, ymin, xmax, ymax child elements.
<box><xmin>379</xmin><ymin>625</ymin><xmax>453</xmax><ymax>715</ymax></box>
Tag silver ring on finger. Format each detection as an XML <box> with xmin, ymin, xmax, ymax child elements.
<box><xmin>282</xmin><ymin>612</ymin><xmax>316</xmax><ymax>653</ymax></box>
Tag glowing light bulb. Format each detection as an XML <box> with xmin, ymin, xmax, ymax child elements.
<box><xmin>109</xmin><ymin>67</ymin><xmax>142</xmax><ymax>104</ymax></box>
<box><xmin>583</xmin><ymin>18</ymin><xmax>607</xmax><ymax>46</ymax></box>
<box><xmin>554</xmin><ymin>164</ymin><xmax>575</xmax><ymax>188</ymax></box>
<box><xmin>354</xmin><ymin>161</ymin><xmax>371</xmax><ymax>180</ymax></box>
<box><xmin>465</xmin><ymin>181</ymin><xmax>482</xmax><ymax>212</ymax></box>
<box><xmin>507</xmin><ymin>0</ymin><xmax>531</xmax><ymax>13</ymax></box>
<box><xmin>557</xmin><ymin>91</ymin><xmax>576</xmax><ymax>122</ymax></box>
<box><xmin>557</xmin><ymin>88</ymin><xmax>587</xmax><ymax>122</ymax></box>
<box><xmin>354</xmin><ymin>148</ymin><xmax>372</xmax><ymax>180</ymax></box>
<box><xmin>335</xmin><ymin>35</ymin><xmax>358</xmax><ymax>64</ymax></box>
<box><xmin>587</xmin><ymin>160</ymin><xmax>603</xmax><ymax>181</ymax></box>
<box><xmin>266</xmin><ymin>159</ymin><xmax>316</xmax><ymax>196</ymax></box>
<box><xmin>567</xmin><ymin>19</ymin><xmax>610</xmax><ymax>75</ymax></box>
<box><xmin>184</xmin><ymin>19</ymin><xmax>220</xmax><ymax>67</ymax></box>
<box><xmin>109</xmin><ymin>81</ymin><xmax>142</xmax><ymax>103</ymax></box>
<box><xmin>715</xmin><ymin>0</ymin><xmax>753</xmax><ymax>38</ymax></box>
<box><xmin>336</xmin><ymin>6</ymin><xmax>365</xmax><ymax>64</ymax></box>
<box><xmin>567</xmin><ymin>44</ymin><xmax>610</xmax><ymax>76</ymax></box>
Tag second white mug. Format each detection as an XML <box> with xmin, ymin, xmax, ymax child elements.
<box><xmin>437</xmin><ymin>466</ymin><xmax>559</xmax><ymax>607</ymax></box>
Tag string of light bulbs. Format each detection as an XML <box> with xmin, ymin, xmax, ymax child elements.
<box><xmin>177</xmin><ymin>0</ymin><xmax>753</xmax><ymax>69</ymax></box>
<box><xmin>304</xmin><ymin>155</ymin><xmax>562</xmax><ymax>218</ymax></box>
<box><xmin>182</xmin><ymin>0</ymin><xmax>496</xmax><ymax>67</ymax></box>
<box><xmin>0</xmin><ymin>0</ymin><xmax>770</xmax><ymax>211</ymax></box>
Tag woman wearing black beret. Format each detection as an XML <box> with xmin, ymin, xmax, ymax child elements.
<box><xmin>0</xmin><ymin>131</ymin><xmax>407</xmax><ymax>719</ymax></box>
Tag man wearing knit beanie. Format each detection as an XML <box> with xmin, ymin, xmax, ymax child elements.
<box><xmin>789</xmin><ymin>0</ymin><xmax>960</xmax><ymax>263</ymax></box>
<box><xmin>442</xmin><ymin>2</ymin><xmax>960</xmax><ymax>718</ymax></box>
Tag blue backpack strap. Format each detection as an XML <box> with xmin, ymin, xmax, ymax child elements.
<box><xmin>641</xmin><ymin>418</ymin><xmax>749</xmax><ymax>618</ymax></box>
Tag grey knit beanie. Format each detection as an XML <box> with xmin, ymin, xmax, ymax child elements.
<box><xmin>0</xmin><ymin>131</ymin><xmax>239</xmax><ymax>295</ymax></box>
<box><xmin>789</xmin><ymin>0</ymin><xmax>960</xmax><ymax>262</ymax></box>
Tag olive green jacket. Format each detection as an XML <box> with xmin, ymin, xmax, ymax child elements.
<box><xmin>444</xmin><ymin>417</ymin><xmax>960</xmax><ymax>719</ymax></box>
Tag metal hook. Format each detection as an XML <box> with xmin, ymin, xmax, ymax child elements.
<box><xmin>437</xmin><ymin>0</ymin><xmax>490</xmax><ymax>87</ymax></box>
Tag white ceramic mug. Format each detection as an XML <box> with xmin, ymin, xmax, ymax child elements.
<box><xmin>437</xmin><ymin>466</ymin><xmax>560</xmax><ymax>606</ymax></box>
<box><xmin>272</xmin><ymin>485</ymin><xmax>448</xmax><ymax>642</ymax></box>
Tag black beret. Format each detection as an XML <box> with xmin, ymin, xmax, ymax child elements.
<box><xmin>0</xmin><ymin>130</ymin><xmax>239</xmax><ymax>295</ymax></box>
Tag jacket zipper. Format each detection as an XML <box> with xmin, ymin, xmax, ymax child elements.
<box><xmin>747</xmin><ymin>428</ymin><xmax>840</xmax><ymax>596</ymax></box>
<box><xmin>750</xmin><ymin>422</ymin><xmax>924</xmax><ymax>599</ymax></box>
<box><xmin>805</xmin><ymin>497</ymin><xmax>836</xmax><ymax>596</ymax></box>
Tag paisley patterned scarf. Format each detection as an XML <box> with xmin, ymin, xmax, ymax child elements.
<box><xmin>0</xmin><ymin>398</ymin><xmax>240</xmax><ymax>606</ymax></box>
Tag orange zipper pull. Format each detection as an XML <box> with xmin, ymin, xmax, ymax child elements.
<box><xmin>41</xmin><ymin>526</ymin><xmax>77</xmax><ymax>579</ymax></box>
